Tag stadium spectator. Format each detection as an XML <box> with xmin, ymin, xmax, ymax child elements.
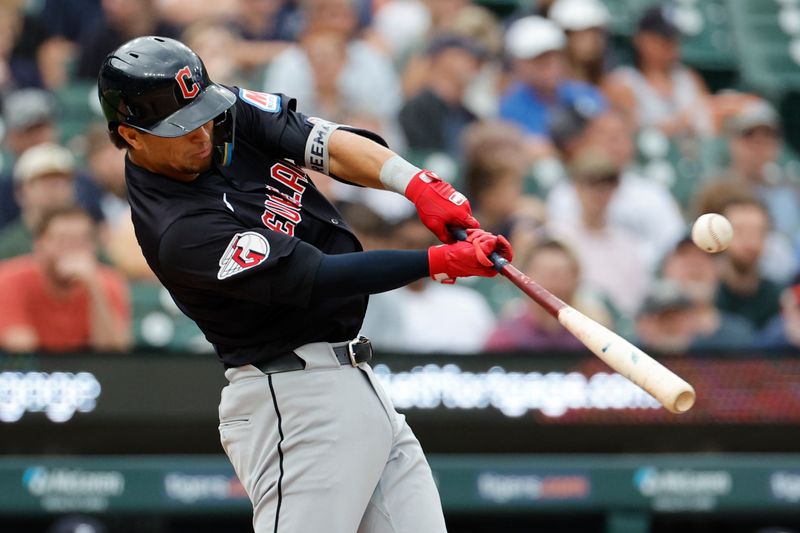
<box><xmin>634</xmin><ymin>279</ymin><xmax>696</xmax><ymax>354</ymax></box>
<box><xmin>702</xmin><ymin>98</ymin><xmax>800</xmax><ymax>283</ymax></box>
<box><xmin>548</xmin><ymin>146</ymin><xmax>650</xmax><ymax>318</ymax></box>
<box><xmin>714</xmin><ymin>195</ymin><xmax>783</xmax><ymax>332</ymax></box>
<box><xmin>230</xmin><ymin>0</ymin><xmax>299</xmax><ymax>42</ymax></box>
<box><xmin>0</xmin><ymin>1</ymin><xmax>55</xmax><ymax>90</ymax></box>
<box><xmin>37</xmin><ymin>0</ymin><xmax>103</xmax><ymax>43</ymax></box>
<box><xmin>603</xmin><ymin>6</ymin><xmax>712</xmax><ymax>137</ymax></box>
<box><xmin>485</xmin><ymin>238</ymin><xmax>611</xmax><ymax>351</ymax></box>
<box><xmin>0</xmin><ymin>2</ymin><xmax>24</xmax><ymax>94</ymax></box>
<box><xmin>0</xmin><ymin>88</ymin><xmax>57</xmax><ymax>169</ymax></box>
<box><xmin>399</xmin><ymin>4</ymin><xmax>503</xmax><ymax>116</ymax></box>
<box><xmin>757</xmin><ymin>275</ymin><xmax>800</xmax><ymax>351</ymax></box>
<box><xmin>75</xmin><ymin>0</ymin><xmax>179</xmax><ymax>81</ymax></box>
<box><xmin>371</xmin><ymin>0</ymin><xmax>432</xmax><ymax>65</ymax></box>
<box><xmin>448</xmin><ymin>5</ymin><xmax>505</xmax><ymax>118</ymax></box>
<box><xmin>0</xmin><ymin>143</ymin><xmax>76</xmax><ymax>260</ymax></box>
<box><xmin>461</xmin><ymin>120</ymin><xmax>546</xmax><ymax>247</ymax></box>
<box><xmin>80</xmin><ymin>125</ymin><xmax>126</xmax><ymax>227</ymax></box>
<box><xmin>499</xmin><ymin>16</ymin><xmax>606</xmax><ymax>156</ymax></box>
<box><xmin>547</xmin><ymin>109</ymin><xmax>685</xmax><ymax>270</ymax></box>
<box><xmin>0</xmin><ymin>205</ymin><xmax>130</xmax><ymax>353</ymax></box>
<box><xmin>398</xmin><ymin>35</ymin><xmax>485</xmax><ymax>158</ymax></box>
<box><xmin>548</xmin><ymin>0</ymin><xmax>613</xmax><ymax>86</ymax></box>
<box><xmin>263</xmin><ymin>0</ymin><xmax>403</xmax><ymax>145</ymax></box>
<box><xmin>182</xmin><ymin>22</ymin><xmax>247</xmax><ymax>87</ymax></box>
<box><xmin>423</xmin><ymin>0</ymin><xmax>472</xmax><ymax>32</ymax></box>
<box><xmin>360</xmin><ymin>217</ymin><xmax>495</xmax><ymax>353</ymax></box>
<box><xmin>153</xmin><ymin>0</ymin><xmax>240</xmax><ymax>27</ymax></box>
<box><xmin>661</xmin><ymin>236</ymin><xmax>754</xmax><ymax>350</ymax></box>
<box><xmin>0</xmin><ymin>88</ymin><xmax>58</xmax><ymax>228</ymax></box>
<box><xmin>80</xmin><ymin>124</ymin><xmax>154</xmax><ymax>281</ymax></box>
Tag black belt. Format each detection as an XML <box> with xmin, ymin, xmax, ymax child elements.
<box><xmin>253</xmin><ymin>336</ymin><xmax>373</xmax><ymax>375</ymax></box>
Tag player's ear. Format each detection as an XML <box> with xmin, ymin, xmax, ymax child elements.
<box><xmin>117</xmin><ymin>124</ymin><xmax>143</xmax><ymax>150</ymax></box>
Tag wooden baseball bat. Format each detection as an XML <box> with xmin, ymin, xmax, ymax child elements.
<box><xmin>453</xmin><ymin>229</ymin><xmax>696</xmax><ymax>414</ymax></box>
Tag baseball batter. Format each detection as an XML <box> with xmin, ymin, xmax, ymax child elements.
<box><xmin>97</xmin><ymin>37</ymin><xmax>511</xmax><ymax>532</ymax></box>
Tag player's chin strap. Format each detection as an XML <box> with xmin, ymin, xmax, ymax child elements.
<box><xmin>213</xmin><ymin>106</ymin><xmax>237</xmax><ymax>167</ymax></box>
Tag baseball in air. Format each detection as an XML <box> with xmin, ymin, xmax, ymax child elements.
<box><xmin>692</xmin><ymin>213</ymin><xmax>733</xmax><ymax>253</ymax></box>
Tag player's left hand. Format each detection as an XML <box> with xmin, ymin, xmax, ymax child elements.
<box><xmin>466</xmin><ymin>228</ymin><xmax>513</xmax><ymax>266</ymax></box>
<box><xmin>404</xmin><ymin>170</ymin><xmax>479</xmax><ymax>244</ymax></box>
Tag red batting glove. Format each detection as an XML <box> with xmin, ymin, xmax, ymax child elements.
<box><xmin>466</xmin><ymin>228</ymin><xmax>513</xmax><ymax>266</ymax></box>
<box><xmin>428</xmin><ymin>231</ymin><xmax>513</xmax><ymax>284</ymax></box>
<box><xmin>405</xmin><ymin>170</ymin><xmax>479</xmax><ymax>244</ymax></box>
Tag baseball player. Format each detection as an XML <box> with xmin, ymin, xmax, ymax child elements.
<box><xmin>97</xmin><ymin>37</ymin><xmax>511</xmax><ymax>533</ymax></box>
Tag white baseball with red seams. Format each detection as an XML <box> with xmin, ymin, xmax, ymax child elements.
<box><xmin>692</xmin><ymin>213</ymin><xmax>734</xmax><ymax>253</ymax></box>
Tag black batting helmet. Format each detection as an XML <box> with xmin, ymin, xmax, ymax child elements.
<box><xmin>98</xmin><ymin>36</ymin><xmax>236</xmax><ymax>165</ymax></box>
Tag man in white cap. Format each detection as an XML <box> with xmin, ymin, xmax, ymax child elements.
<box><xmin>499</xmin><ymin>15</ymin><xmax>606</xmax><ymax>153</ymax></box>
<box><xmin>0</xmin><ymin>89</ymin><xmax>59</xmax><ymax>228</ymax></box>
<box><xmin>0</xmin><ymin>143</ymin><xmax>77</xmax><ymax>259</ymax></box>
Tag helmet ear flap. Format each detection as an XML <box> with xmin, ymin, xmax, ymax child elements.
<box><xmin>213</xmin><ymin>106</ymin><xmax>236</xmax><ymax>167</ymax></box>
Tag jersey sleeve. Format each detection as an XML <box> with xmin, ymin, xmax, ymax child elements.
<box><xmin>231</xmin><ymin>86</ymin><xmax>388</xmax><ymax>179</ymax></box>
<box><xmin>157</xmin><ymin>214</ymin><xmax>324</xmax><ymax>308</ymax></box>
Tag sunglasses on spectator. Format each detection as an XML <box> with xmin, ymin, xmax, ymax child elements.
<box><xmin>582</xmin><ymin>173</ymin><xmax>621</xmax><ymax>187</ymax></box>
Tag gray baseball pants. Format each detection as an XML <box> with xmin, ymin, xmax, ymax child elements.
<box><xmin>218</xmin><ymin>341</ymin><xmax>448</xmax><ymax>533</ymax></box>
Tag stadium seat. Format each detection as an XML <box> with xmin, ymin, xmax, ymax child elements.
<box><xmin>727</xmin><ymin>0</ymin><xmax>800</xmax><ymax>95</ymax></box>
<box><xmin>676</xmin><ymin>0</ymin><xmax>737</xmax><ymax>70</ymax></box>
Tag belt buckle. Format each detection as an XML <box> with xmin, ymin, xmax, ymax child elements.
<box><xmin>347</xmin><ymin>336</ymin><xmax>368</xmax><ymax>367</ymax></box>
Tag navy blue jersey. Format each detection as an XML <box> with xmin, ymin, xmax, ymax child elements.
<box><xmin>125</xmin><ymin>88</ymin><xmax>385</xmax><ymax>367</ymax></box>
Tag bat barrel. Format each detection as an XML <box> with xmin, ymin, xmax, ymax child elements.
<box><xmin>557</xmin><ymin>306</ymin><xmax>696</xmax><ymax>414</ymax></box>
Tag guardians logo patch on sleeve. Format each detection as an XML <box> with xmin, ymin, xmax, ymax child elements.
<box><xmin>218</xmin><ymin>232</ymin><xmax>270</xmax><ymax>280</ymax></box>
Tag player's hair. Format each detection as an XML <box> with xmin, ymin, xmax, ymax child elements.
<box><xmin>107</xmin><ymin>127</ymin><xmax>132</xmax><ymax>151</ymax></box>
<box><xmin>33</xmin><ymin>204</ymin><xmax>94</xmax><ymax>238</ymax></box>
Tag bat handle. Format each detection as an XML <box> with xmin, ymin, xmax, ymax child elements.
<box><xmin>449</xmin><ymin>227</ymin><xmax>509</xmax><ymax>272</ymax></box>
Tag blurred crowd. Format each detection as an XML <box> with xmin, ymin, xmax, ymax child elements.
<box><xmin>1</xmin><ymin>0</ymin><xmax>800</xmax><ymax>356</ymax></box>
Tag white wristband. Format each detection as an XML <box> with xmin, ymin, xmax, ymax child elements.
<box><xmin>379</xmin><ymin>155</ymin><xmax>421</xmax><ymax>195</ymax></box>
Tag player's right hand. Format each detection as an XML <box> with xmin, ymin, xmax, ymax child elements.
<box><xmin>428</xmin><ymin>229</ymin><xmax>513</xmax><ymax>284</ymax></box>
<box><xmin>405</xmin><ymin>170</ymin><xmax>480</xmax><ymax>244</ymax></box>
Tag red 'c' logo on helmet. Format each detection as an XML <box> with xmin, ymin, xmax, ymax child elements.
<box><xmin>175</xmin><ymin>66</ymin><xmax>199</xmax><ymax>99</ymax></box>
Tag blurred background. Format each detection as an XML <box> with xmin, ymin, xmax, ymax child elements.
<box><xmin>1</xmin><ymin>0</ymin><xmax>800</xmax><ymax>531</ymax></box>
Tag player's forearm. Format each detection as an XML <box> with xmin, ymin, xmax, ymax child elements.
<box><xmin>311</xmin><ymin>250</ymin><xmax>429</xmax><ymax>299</ymax></box>
<box><xmin>327</xmin><ymin>129</ymin><xmax>401</xmax><ymax>190</ymax></box>
<box><xmin>86</xmin><ymin>282</ymin><xmax>130</xmax><ymax>352</ymax></box>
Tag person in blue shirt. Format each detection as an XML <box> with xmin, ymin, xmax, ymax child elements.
<box><xmin>499</xmin><ymin>16</ymin><xmax>606</xmax><ymax>153</ymax></box>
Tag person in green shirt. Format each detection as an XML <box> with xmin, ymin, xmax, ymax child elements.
<box><xmin>0</xmin><ymin>143</ymin><xmax>77</xmax><ymax>260</ymax></box>
<box><xmin>715</xmin><ymin>195</ymin><xmax>784</xmax><ymax>332</ymax></box>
